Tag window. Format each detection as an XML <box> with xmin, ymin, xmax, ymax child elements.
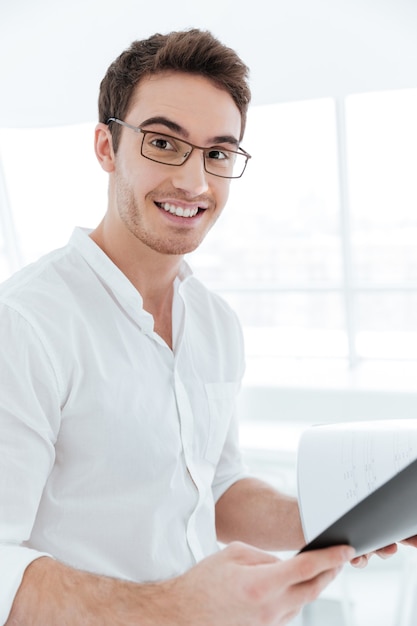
<box><xmin>347</xmin><ymin>90</ymin><xmax>417</xmax><ymax>362</ymax></box>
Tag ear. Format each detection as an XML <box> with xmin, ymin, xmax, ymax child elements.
<box><xmin>94</xmin><ymin>123</ymin><xmax>115</xmax><ymax>173</ymax></box>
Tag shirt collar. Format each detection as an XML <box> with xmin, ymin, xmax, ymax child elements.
<box><xmin>69</xmin><ymin>227</ymin><xmax>193</xmax><ymax>330</ymax></box>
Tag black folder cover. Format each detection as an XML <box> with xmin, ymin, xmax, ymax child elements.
<box><xmin>300</xmin><ymin>456</ymin><xmax>417</xmax><ymax>556</ymax></box>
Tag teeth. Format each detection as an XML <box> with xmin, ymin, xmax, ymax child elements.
<box><xmin>159</xmin><ymin>202</ymin><xmax>199</xmax><ymax>218</ymax></box>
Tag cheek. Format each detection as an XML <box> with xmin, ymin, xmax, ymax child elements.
<box><xmin>215</xmin><ymin>180</ymin><xmax>231</xmax><ymax>211</ymax></box>
<box><xmin>129</xmin><ymin>164</ymin><xmax>167</xmax><ymax>199</ymax></box>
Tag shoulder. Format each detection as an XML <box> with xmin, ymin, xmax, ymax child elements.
<box><xmin>181</xmin><ymin>275</ymin><xmax>245</xmax><ymax>374</ymax></box>
<box><xmin>0</xmin><ymin>243</ymin><xmax>82</xmax><ymax>331</ymax></box>
<box><xmin>183</xmin><ymin>275</ymin><xmax>240</xmax><ymax>327</ymax></box>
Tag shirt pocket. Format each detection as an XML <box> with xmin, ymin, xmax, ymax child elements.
<box><xmin>203</xmin><ymin>382</ymin><xmax>239</xmax><ymax>465</ymax></box>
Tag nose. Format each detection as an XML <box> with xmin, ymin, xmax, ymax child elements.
<box><xmin>170</xmin><ymin>148</ymin><xmax>209</xmax><ymax>196</ymax></box>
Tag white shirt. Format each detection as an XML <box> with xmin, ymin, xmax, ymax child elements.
<box><xmin>0</xmin><ymin>228</ymin><xmax>246</xmax><ymax>623</ymax></box>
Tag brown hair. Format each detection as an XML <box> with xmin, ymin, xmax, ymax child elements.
<box><xmin>98</xmin><ymin>29</ymin><xmax>251</xmax><ymax>152</ymax></box>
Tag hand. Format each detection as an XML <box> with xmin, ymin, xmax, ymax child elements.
<box><xmin>169</xmin><ymin>541</ymin><xmax>354</xmax><ymax>626</ymax></box>
<box><xmin>6</xmin><ymin>544</ymin><xmax>354</xmax><ymax>626</ymax></box>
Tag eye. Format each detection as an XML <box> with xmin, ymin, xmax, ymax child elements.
<box><xmin>149</xmin><ymin>136</ymin><xmax>177</xmax><ymax>152</ymax></box>
<box><xmin>206</xmin><ymin>148</ymin><xmax>230</xmax><ymax>161</ymax></box>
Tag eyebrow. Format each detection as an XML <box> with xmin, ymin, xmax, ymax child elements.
<box><xmin>139</xmin><ymin>116</ymin><xmax>240</xmax><ymax>148</ymax></box>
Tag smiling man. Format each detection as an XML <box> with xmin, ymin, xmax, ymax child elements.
<box><xmin>0</xmin><ymin>29</ymin><xmax>355</xmax><ymax>625</ymax></box>
<box><xmin>90</xmin><ymin>70</ymin><xmax>244</xmax><ymax>347</ymax></box>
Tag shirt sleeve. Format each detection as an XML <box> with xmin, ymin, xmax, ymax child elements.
<box><xmin>0</xmin><ymin>303</ymin><xmax>60</xmax><ymax>623</ymax></box>
<box><xmin>211</xmin><ymin>402</ymin><xmax>248</xmax><ymax>503</ymax></box>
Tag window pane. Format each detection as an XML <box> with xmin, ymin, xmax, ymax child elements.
<box><xmin>355</xmin><ymin>292</ymin><xmax>417</xmax><ymax>359</ymax></box>
<box><xmin>0</xmin><ymin>123</ymin><xmax>107</xmax><ymax>267</ymax></box>
<box><xmin>221</xmin><ymin>291</ymin><xmax>347</xmax><ymax>359</ymax></box>
<box><xmin>346</xmin><ymin>89</ymin><xmax>417</xmax><ymax>285</ymax></box>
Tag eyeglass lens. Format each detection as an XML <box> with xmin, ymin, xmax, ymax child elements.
<box><xmin>141</xmin><ymin>131</ymin><xmax>247</xmax><ymax>178</ymax></box>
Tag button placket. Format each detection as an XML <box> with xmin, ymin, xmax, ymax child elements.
<box><xmin>173</xmin><ymin>371</ymin><xmax>207</xmax><ymax>562</ymax></box>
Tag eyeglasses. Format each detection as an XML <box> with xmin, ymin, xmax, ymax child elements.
<box><xmin>107</xmin><ymin>118</ymin><xmax>251</xmax><ymax>179</ymax></box>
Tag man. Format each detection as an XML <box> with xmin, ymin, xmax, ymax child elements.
<box><xmin>0</xmin><ymin>28</ymin><xmax>385</xmax><ymax>625</ymax></box>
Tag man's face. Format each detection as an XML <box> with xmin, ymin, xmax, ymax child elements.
<box><xmin>109</xmin><ymin>71</ymin><xmax>242</xmax><ymax>257</ymax></box>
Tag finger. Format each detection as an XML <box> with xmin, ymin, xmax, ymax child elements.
<box><xmin>288</xmin><ymin>561</ymin><xmax>345</xmax><ymax>608</ymax></box>
<box><xmin>401</xmin><ymin>536</ymin><xmax>417</xmax><ymax>548</ymax></box>
<box><xmin>376</xmin><ymin>544</ymin><xmax>398</xmax><ymax>559</ymax></box>
<box><xmin>283</xmin><ymin>545</ymin><xmax>355</xmax><ymax>585</ymax></box>
<box><xmin>350</xmin><ymin>554</ymin><xmax>369</xmax><ymax>568</ymax></box>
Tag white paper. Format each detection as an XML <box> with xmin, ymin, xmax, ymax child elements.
<box><xmin>297</xmin><ymin>419</ymin><xmax>417</xmax><ymax>542</ymax></box>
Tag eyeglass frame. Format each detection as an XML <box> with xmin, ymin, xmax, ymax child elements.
<box><xmin>106</xmin><ymin>117</ymin><xmax>251</xmax><ymax>179</ymax></box>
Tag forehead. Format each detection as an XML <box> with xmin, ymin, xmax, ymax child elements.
<box><xmin>127</xmin><ymin>71</ymin><xmax>242</xmax><ymax>142</ymax></box>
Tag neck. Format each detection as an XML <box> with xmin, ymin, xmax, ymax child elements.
<box><xmin>90</xmin><ymin>220</ymin><xmax>183</xmax><ymax>349</ymax></box>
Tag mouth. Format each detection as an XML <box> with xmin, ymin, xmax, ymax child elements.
<box><xmin>155</xmin><ymin>201</ymin><xmax>206</xmax><ymax>218</ymax></box>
